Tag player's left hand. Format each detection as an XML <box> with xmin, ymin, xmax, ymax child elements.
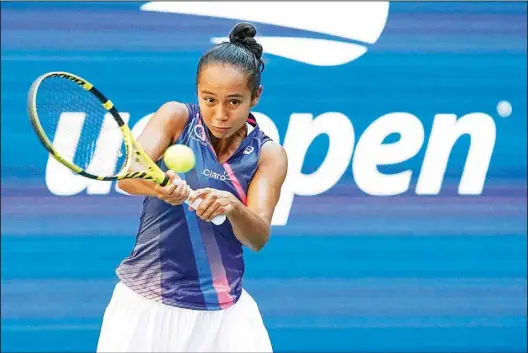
<box><xmin>188</xmin><ymin>188</ymin><xmax>239</xmax><ymax>223</ymax></box>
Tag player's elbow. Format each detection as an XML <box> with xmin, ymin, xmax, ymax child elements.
<box><xmin>249</xmin><ymin>230</ymin><xmax>270</xmax><ymax>252</ymax></box>
<box><xmin>249</xmin><ymin>241</ymin><xmax>265</xmax><ymax>253</ymax></box>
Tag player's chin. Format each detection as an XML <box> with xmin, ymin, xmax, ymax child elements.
<box><xmin>209</xmin><ymin>126</ymin><xmax>233</xmax><ymax>138</ymax></box>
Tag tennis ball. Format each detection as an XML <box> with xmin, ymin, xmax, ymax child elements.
<box><xmin>163</xmin><ymin>144</ymin><xmax>196</xmax><ymax>173</ymax></box>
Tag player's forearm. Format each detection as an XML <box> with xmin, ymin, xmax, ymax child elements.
<box><xmin>118</xmin><ymin>179</ymin><xmax>159</xmax><ymax>197</ymax></box>
<box><xmin>228</xmin><ymin>201</ymin><xmax>270</xmax><ymax>252</ymax></box>
<box><xmin>117</xmin><ymin>158</ymin><xmax>162</xmax><ymax>197</ymax></box>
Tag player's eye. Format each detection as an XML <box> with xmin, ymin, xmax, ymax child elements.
<box><xmin>204</xmin><ymin>97</ymin><xmax>215</xmax><ymax>104</ymax></box>
<box><xmin>229</xmin><ymin>99</ymin><xmax>241</xmax><ymax>106</ymax></box>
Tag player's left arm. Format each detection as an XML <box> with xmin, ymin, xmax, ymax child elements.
<box><xmin>189</xmin><ymin>142</ymin><xmax>288</xmax><ymax>251</ymax></box>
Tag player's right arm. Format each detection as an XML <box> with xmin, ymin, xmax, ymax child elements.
<box><xmin>118</xmin><ymin>101</ymin><xmax>190</xmax><ymax>204</ymax></box>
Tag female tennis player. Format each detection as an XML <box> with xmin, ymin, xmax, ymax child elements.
<box><xmin>96</xmin><ymin>22</ymin><xmax>287</xmax><ymax>352</ymax></box>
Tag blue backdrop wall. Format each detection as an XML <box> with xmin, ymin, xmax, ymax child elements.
<box><xmin>1</xmin><ymin>2</ymin><xmax>527</xmax><ymax>352</ymax></box>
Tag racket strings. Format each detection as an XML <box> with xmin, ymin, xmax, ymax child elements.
<box><xmin>35</xmin><ymin>77</ymin><xmax>128</xmax><ymax>177</ymax></box>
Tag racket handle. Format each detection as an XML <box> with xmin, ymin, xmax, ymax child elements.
<box><xmin>186</xmin><ymin>197</ymin><xmax>227</xmax><ymax>226</ymax></box>
<box><xmin>159</xmin><ymin>174</ymin><xmax>170</xmax><ymax>187</ymax></box>
<box><xmin>211</xmin><ymin>214</ymin><xmax>227</xmax><ymax>226</ymax></box>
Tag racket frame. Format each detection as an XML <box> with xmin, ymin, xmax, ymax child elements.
<box><xmin>27</xmin><ymin>71</ymin><xmax>169</xmax><ymax>186</ymax></box>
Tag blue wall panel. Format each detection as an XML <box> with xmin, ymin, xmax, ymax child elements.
<box><xmin>1</xmin><ymin>2</ymin><xmax>526</xmax><ymax>352</ymax></box>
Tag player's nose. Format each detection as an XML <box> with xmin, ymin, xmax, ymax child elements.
<box><xmin>213</xmin><ymin>106</ymin><xmax>229</xmax><ymax>121</ymax></box>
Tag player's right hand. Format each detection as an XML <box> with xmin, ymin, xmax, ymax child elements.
<box><xmin>154</xmin><ymin>170</ymin><xmax>191</xmax><ymax>206</ymax></box>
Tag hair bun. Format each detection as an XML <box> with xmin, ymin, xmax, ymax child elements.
<box><xmin>229</xmin><ymin>22</ymin><xmax>257</xmax><ymax>43</ymax></box>
<box><xmin>229</xmin><ymin>22</ymin><xmax>263</xmax><ymax>61</ymax></box>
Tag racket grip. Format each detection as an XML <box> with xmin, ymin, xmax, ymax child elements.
<box><xmin>211</xmin><ymin>214</ymin><xmax>227</xmax><ymax>226</ymax></box>
<box><xmin>186</xmin><ymin>198</ymin><xmax>227</xmax><ymax>226</ymax></box>
<box><xmin>159</xmin><ymin>174</ymin><xmax>170</xmax><ymax>187</ymax></box>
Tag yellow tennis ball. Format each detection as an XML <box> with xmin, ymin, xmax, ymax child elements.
<box><xmin>163</xmin><ymin>144</ymin><xmax>196</xmax><ymax>173</ymax></box>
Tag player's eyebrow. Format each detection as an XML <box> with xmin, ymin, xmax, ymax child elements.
<box><xmin>200</xmin><ymin>90</ymin><xmax>244</xmax><ymax>98</ymax></box>
<box><xmin>200</xmin><ymin>90</ymin><xmax>216</xmax><ymax>96</ymax></box>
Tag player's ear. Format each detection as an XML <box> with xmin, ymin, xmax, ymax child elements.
<box><xmin>251</xmin><ymin>85</ymin><xmax>263</xmax><ymax>107</ymax></box>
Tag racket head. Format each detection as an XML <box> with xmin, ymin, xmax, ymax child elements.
<box><xmin>28</xmin><ymin>71</ymin><xmax>131</xmax><ymax>181</ymax></box>
<box><xmin>27</xmin><ymin>71</ymin><xmax>167</xmax><ymax>186</ymax></box>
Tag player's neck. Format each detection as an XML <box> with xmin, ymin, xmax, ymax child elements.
<box><xmin>209</xmin><ymin>124</ymin><xmax>247</xmax><ymax>163</ymax></box>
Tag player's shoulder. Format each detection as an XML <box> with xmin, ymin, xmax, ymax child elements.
<box><xmin>156</xmin><ymin>101</ymin><xmax>191</xmax><ymax>122</ymax></box>
<box><xmin>254</xmin><ymin>141</ymin><xmax>287</xmax><ymax>183</ymax></box>
<box><xmin>154</xmin><ymin>101</ymin><xmax>193</xmax><ymax>143</ymax></box>
<box><xmin>259</xmin><ymin>141</ymin><xmax>287</xmax><ymax>168</ymax></box>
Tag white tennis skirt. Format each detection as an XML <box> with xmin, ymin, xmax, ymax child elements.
<box><xmin>96</xmin><ymin>281</ymin><xmax>273</xmax><ymax>352</ymax></box>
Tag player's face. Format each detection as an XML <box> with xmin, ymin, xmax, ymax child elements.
<box><xmin>197</xmin><ymin>63</ymin><xmax>261</xmax><ymax>139</ymax></box>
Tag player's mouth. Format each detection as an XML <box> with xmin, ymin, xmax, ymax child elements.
<box><xmin>212</xmin><ymin>126</ymin><xmax>231</xmax><ymax>133</ymax></box>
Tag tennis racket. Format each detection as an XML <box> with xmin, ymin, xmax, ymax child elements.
<box><xmin>28</xmin><ymin>71</ymin><xmax>226</xmax><ymax>226</ymax></box>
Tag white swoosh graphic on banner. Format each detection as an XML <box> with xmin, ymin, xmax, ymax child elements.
<box><xmin>140</xmin><ymin>1</ymin><xmax>389</xmax><ymax>66</ymax></box>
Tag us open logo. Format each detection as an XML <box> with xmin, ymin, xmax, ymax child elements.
<box><xmin>140</xmin><ymin>1</ymin><xmax>390</xmax><ymax>66</ymax></box>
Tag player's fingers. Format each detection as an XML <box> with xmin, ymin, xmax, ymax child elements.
<box><xmin>172</xmin><ymin>179</ymin><xmax>184</xmax><ymax>194</ymax></box>
<box><xmin>181</xmin><ymin>184</ymin><xmax>191</xmax><ymax>201</ymax></box>
<box><xmin>188</xmin><ymin>188</ymin><xmax>210</xmax><ymax>207</ymax></box>
<box><xmin>166</xmin><ymin>170</ymin><xmax>176</xmax><ymax>179</ymax></box>
<box><xmin>196</xmin><ymin>193</ymin><xmax>217</xmax><ymax>219</ymax></box>
<box><xmin>207</xmin><ymin>205</ymin><xmax>227</xmax><ymax>222</ymax></box>
<box><xmin>159</xmin><ymin>183</ymin><xmax>176</xmax><ymax>196</ymax></box>
<box><xmin>166</xmin><ymin>170</ymin><xmax>181</xmax><ymax>184</ymax></box>
<box><xmin>154</xmin><ymin>183</ymin><xmax>165</xmax><ymax>195</ymax></box>
<box><xmin>188</xmin><ymin>193</ymin><xmax>201</xmax><ymax>211</ymax></box>
<box><xmin>173</xmin><ymin>180</ymin><xmax>190</xmax><ymax>201</ymax></box>
<box><xmin>203</xmin><ymin>202</ymin><xmax>224</xmax><ymax>222</ymax></box>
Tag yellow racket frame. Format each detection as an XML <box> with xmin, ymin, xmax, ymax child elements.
<box><xmin>27</xmin><ymin>71</ymin><xmax>169</xmax><ymax>186</ymax></box>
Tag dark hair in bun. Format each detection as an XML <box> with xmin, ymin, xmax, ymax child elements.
<box><xmin>197</xmin><ymin>22</ymin><xmax>265</xmax><ymax>97</ymax></box>
<box><xmin>229</xmin><ymin>22</ymin><xmax>263</xmax><ymax>62</ymax></box>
